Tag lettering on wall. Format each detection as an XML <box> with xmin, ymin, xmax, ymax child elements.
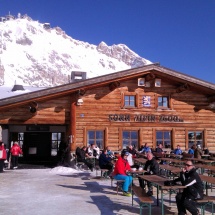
<box><xmin>108</xmin><ymin>114</ymin><xmax>184</xmax><ymax>122</ymax></box>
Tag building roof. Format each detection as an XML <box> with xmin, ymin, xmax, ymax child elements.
<box><xmin>0</xmin><ymin>64</ymin><xmax>214</xmax><ymax>110</ymax></box>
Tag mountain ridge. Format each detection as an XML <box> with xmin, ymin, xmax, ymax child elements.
<box><xmin>0</xmin><ymin>13</ymin><xmax>152</xmax><ymax>87</ymax></box>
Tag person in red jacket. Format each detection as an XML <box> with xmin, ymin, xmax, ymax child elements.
<box><xmin>112</xmin><ymin>149</ymin><xmax>132</xmax><ymax>196</ymax></box>
<box><xmin>10</xmin><ymin>142</ymin><xmax>23</xmax><ymax>169</ymax></box>
<box><xmin>0</xmin><ymin>141</ymin><xmax>7</xmax><ymax>173</ymax></box>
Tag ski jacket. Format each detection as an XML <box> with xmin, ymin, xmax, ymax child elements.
<box><xmin>113</xmin><ymin>157</ymin><xmax>131</xmax><ymax>176</ymax></box>
<box><xmin>174</xmin><ymin>168</ymin><xmax>203</xmax><ymax>200</ymax></box>
<box><xmin>10</xmin><ymin>144</ymin><xmax>22</xmax><ymax>156</ymax></box>
<box><xmin>144</xmin><ymin>157</ymin><xmax>159</xmax><ymax>175</ymax></box>
<box><xmin>0</xmin><ymin>145</ymin><xmax>7</xmax><ymax>160</ymax></box>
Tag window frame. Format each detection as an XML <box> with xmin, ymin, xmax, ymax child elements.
<box><xmin>186</xmin><ymin>130</ymin><xmax>204</xmax><ymax>150</ymax></box>
<box><xmin>121</xmin><ymin>130</ymin><xmax>139</xmax><ymax>149</ymax></box>
<box><xmin>51</xmin><ymin>132</ymin><xmax>62</xmax><ymax>156</ymax></box>
<box><xmin>155</xmin><ymin>130</ymin><xmax>172</xmax><ymax>149</ymax></box>
<box><xmin>121</xmin><ymin>92</ymin><xmax>138</xmax><ymax>108</ymax></box>
<box><xmin>87</xmin><ymin>130</ymin><xmax>105</xmax><ymax>149</ymax></box>
<box><xmin>156</xmin><ymin>95</ymin><xmax>172</xmax><ymax>110</ymax></box>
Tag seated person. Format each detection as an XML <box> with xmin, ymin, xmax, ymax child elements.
<box><xmin>139</xmin><ymin>143</ymin><xmax>151</xmax><ymax>154</ymax></box>
<box><xmin>155</xmin><ymin>143</ymin><xmax>164</xmax><ymax>154</ymax></box>
<box><xmin>105</xmin><ymin>146</ymin><xmax>114</xmax><ymax>158</ymax></box>
<box><xmin>173</xmin><ymin>145</ymin><xmax>183</xmax><ymax>155</ymax></box>
<box><xmin>203</xmin><ymin>147</ymin><xmax>209</xmax><ymax>155</ymax></box>
<box><xmin>87</xmin><ymin>143</ymin><xmax>100</xmax><ymax>159</ymax></box>
<box><xmin>112</xmin><ymin>149</ymin><xmax>132</xmax><ymax>197</ymax></box>
<box><xmin>194</xmin><ymin>144</ymin><xmax>203</xmax><ymax>159</ymax></box>
<box><xmin>127</xmin><ymin>145</ymin><xmax>137</xmax><ymax>157</ymax></box>
<box><xmin>138</xmin><ymin>152</ymin><xmax>159</xmax><ymax>196</ymax></box>
<box><xmin>76</xmin><ymin>146</ymin><xmax>94</xmax><ymax>171</ymax></box>
<box><xmin>188</xmin><ymin>145</ymin><xmax>194</xmax><ymax>157</ymax></box>
<box><xmin>166</xmin><ymin>161</ymin><xmax>203</xmax><ymax>215</ymax></box>
<box><xmin>99</xmin><ymin>150</ymin><xmax>113</xmax><ymax>177</ymax></box>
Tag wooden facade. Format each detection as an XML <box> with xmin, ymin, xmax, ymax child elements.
<box><xmin>0</xmin><ymin>64</ymin><xmax>214</xmax><ymax>162</ymax></box>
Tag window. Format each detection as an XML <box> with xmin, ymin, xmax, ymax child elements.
<box><xmin>10</xmin><ymin>132</ymin><xmax>24</xmax><ymax>148</ymax></box>
<box><xmin>87</xmin><ymin>130</ymin><xmax>104</xmax><ymax>149</ymax></box>
<box><xmin>18</xmin><ymin>133</ymin><xmax>24</xmax><ymax>148</ymax></box>
<box><xmin>124</xmin><ymin>95</ymin><xmax>135</xmax><ymax>107</ymax></box>
<box><xmin>158</xmin><ymin>96</ymin><xmax>169</xmax><ymax>108</ymax></box>
<box><xmin>122</xmin><ymin>131</ymin><xmax>138</xmax><ymax>149</ymax></box>
<box><xmin>188</xmin><ymin>131</ymin><xmax>203</xmax><ymax>148</ymax></box>
<box><xmin>51</xmin><ymin>133</ymin><xmax>61</xmax><ymax>156</ymax></box>
<box><xmin>156</xmin><ymin>131</ymin><xmax>171</xmax><ymax>148</ymax></box>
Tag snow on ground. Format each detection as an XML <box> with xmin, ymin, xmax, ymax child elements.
<box><xmin>49</xmin><ymin>166</ymin><xmax>82</xmax><ymax>174</ymax></box>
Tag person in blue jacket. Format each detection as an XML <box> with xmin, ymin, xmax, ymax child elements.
<box><xmin>173</xmin><ymin>145</ymin><xmax>183</xmax><ymax>155</ymax></box>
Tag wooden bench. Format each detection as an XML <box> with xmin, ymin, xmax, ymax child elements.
<box><xmin>132</xmin><ymin>184</ymin><xmax>154</xmax><ymax>215</ymax></box>
<box><xmin>110</xmin><ymin>177</ymin><xmax>125</xmax><ymax>195</ymax></box>
<box><xmin>95</xmin><ymin>166</ymin><xmax>109</xmax><ymax>179</ymax></box>
<box><xmin>196</xmin><ymin>195</ymin><xmax>215</xmax><ymax>215</ymax></box>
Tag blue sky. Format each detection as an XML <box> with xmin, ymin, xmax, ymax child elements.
<box><xmin>1</xmin><ymin>0</ymin><xmax>215</xmax><ymax>83</ymax></box>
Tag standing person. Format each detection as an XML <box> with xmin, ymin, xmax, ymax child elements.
<box><xmin>172</xmin><ymin>160</ymin><xmax>203</xmax><ymax>215</ymax></box>
<box><xmin>0</xmin><ymin>141</ymin><xmax>7</xmax><ymax>173</ymax></box>
<box><xmin>10</xmin><ymin>142</ymin><xmax>22</xmax><ymax>169</ymax></box>
<box><xmin>138</xmin><ymin>152</ymin><xmax>159</xmax><ymax>196</ymax></box>
<box><xmin>112</xmin><ymin>150</ymin><xmax>132</xmax><ymax>197</ymax></box>
<box><xmin>99</xmin><ymin>150</ymin><xmax>113</xmax><ymax>177</ymax></box>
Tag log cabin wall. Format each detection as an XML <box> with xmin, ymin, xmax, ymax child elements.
<box><xmin>75</xmin><ymin>77</ymin><xmax>215</xmax><ymax>152</ymax></box>
<box><xmin>0</xmin><ymin>96</ymin><xmax>71</xmax><ymax>124</ymax></box>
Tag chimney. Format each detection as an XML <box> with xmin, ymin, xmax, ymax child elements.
<box><xmin>11</xmin><ymin>84</ymin><xmax>25</xmax><ymax>92</ymax></box>
<box><xmin>71</xmin><ymin>71</ymin><xmax>87</xmax><ymax>83</ymax></box>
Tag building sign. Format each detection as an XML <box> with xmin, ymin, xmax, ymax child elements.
<box><xmin>109</xmin><ymin>114</ymin><xmax>183</xmax><ymax>122</ymax></box>
<box><xmin>142</xmin><ymin>96</ymin><xmax>151</xmax><ymax>107</ymax></box>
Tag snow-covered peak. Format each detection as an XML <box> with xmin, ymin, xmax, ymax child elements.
<box><xmin>0</xmin><ymin>14</ymin><xmax>152</xmax><ymax>87</ymax></box>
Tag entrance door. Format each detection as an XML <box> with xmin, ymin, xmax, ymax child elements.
<box><xmin>23</xmin><ymin>132</ymin><xmax>52</xmax><ymax>161</ymax></box>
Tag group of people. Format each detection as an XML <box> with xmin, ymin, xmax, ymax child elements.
<box><xmin>188</xmin><ymin>144</ymin><xmax>209</xmax><ymax>159</ymax></box>
<box><xmin>75</xmin><ymin>144</ymin><xmax>114</xmax><ymax>173</ymax></box>
<box><xmin>0</xmin><ymin>141</ymin><xmax>23</xmax><ymax>172</ymax></box>
<box><xmin>112</xmin><ymin>145</ymin><xmax>204</xmax><ymax>215</ymax></box>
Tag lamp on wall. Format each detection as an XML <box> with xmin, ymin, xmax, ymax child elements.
<box><xmin>76</xmin><ymin>98</ymin><xmax>83</xmax><ymax>106</ymax></box>
<box><xmin>29</xmin><ymin>101</ymin><xmax>38</xmax><ymax>113</ymax></box>
<box><xmin>76</xmin><ymin>89</ymin><xmax>84</xmax><ymax>106</ymax></box>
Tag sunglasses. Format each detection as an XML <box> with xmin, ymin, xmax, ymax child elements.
<box><xmin>185</xmin><ymin>164</ymin><xmax>193</xmax><ymax>167</ymax></box>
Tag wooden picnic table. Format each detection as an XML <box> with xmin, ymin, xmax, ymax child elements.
<box><xmin>201</xmin><ymin>154</ymin><xmax>211</xmax><ymax>159</ymax></box>
<box><xmin>160</xmin><ymin>157</ymin><xmax>185</xmax><ymax>166</ymax></box>
<box><xmin>200</xmin><ymin>174</ymin><xmax>215</xmax><ymax>196</ymax></box>
<box><xmin>139</xmin><ymin>174</ymin><xmax>185</xmax><ymax>215</ymax></box>
<box><xmin>133</xmin><ymin>157</ymin><xmax>147</xmax><ymax>165</ymax></box>
<box><xmin>195</xmin><ymin>163</ymin><xmax>215</xmax><ymax>175</ymax></box>
<box><xmin>185</xmin><ymin>157</ymin><xmax>215</xmax><ymax>164</ymax></box>
<box><xmin>159</xmin><ymin>164</ymin><xmax>181</xmax><ymax>177</ymax></box>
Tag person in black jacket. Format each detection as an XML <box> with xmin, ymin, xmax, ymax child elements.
<box><xmin>138</xmin><ymin>152</ymin><xmax>159</xmax><ymax>196</ymax></box>
<box><xmin>99</xmin><ymin>150</ymin><xmax>113</xmax><ymax>177</ymax></box>
<box><xmin>75</xmin><ymin>146</ymin><xmax>93</xmax><ymax>171</ymax></box>
<box><xmin>173</xmin><ymin>160</ymin><xmax>203</xmax><ymax>215</ymax></box>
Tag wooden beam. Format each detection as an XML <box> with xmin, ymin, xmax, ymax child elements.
<box><xmin>145</xmin><ymin>73</ymin><xmax>155</xmax><ymax>81</ymax></box>
<box><xmin>176</xmin><ymin>83</ymin><xmax>190</xmax><ymax>93</ymax></box>
<box><xmin>109</xmin><ymin>81</ymin><xmax>120</xmax><ymax>91</ymax></box>
<box><xmin>207</xmin><ymin>95</ymin><xmax>215</xmax><ymax>103</ymax></box>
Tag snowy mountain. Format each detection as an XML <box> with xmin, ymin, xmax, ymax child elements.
<box><xmin>0</xmin><ymin>13</ymin><xmax>152</xmax><ymax>87</ymax></box>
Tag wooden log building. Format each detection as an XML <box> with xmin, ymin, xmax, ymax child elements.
<box><xmin>0</xmin><ymin>64</ymin><xmax>215</xmax><ymax>163</ymax></box>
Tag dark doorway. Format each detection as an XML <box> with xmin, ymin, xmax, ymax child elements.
<box><xmin>23</xmin><ymin>132</ymin><xmax>52</xmax><ymax>162</ymax></box>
